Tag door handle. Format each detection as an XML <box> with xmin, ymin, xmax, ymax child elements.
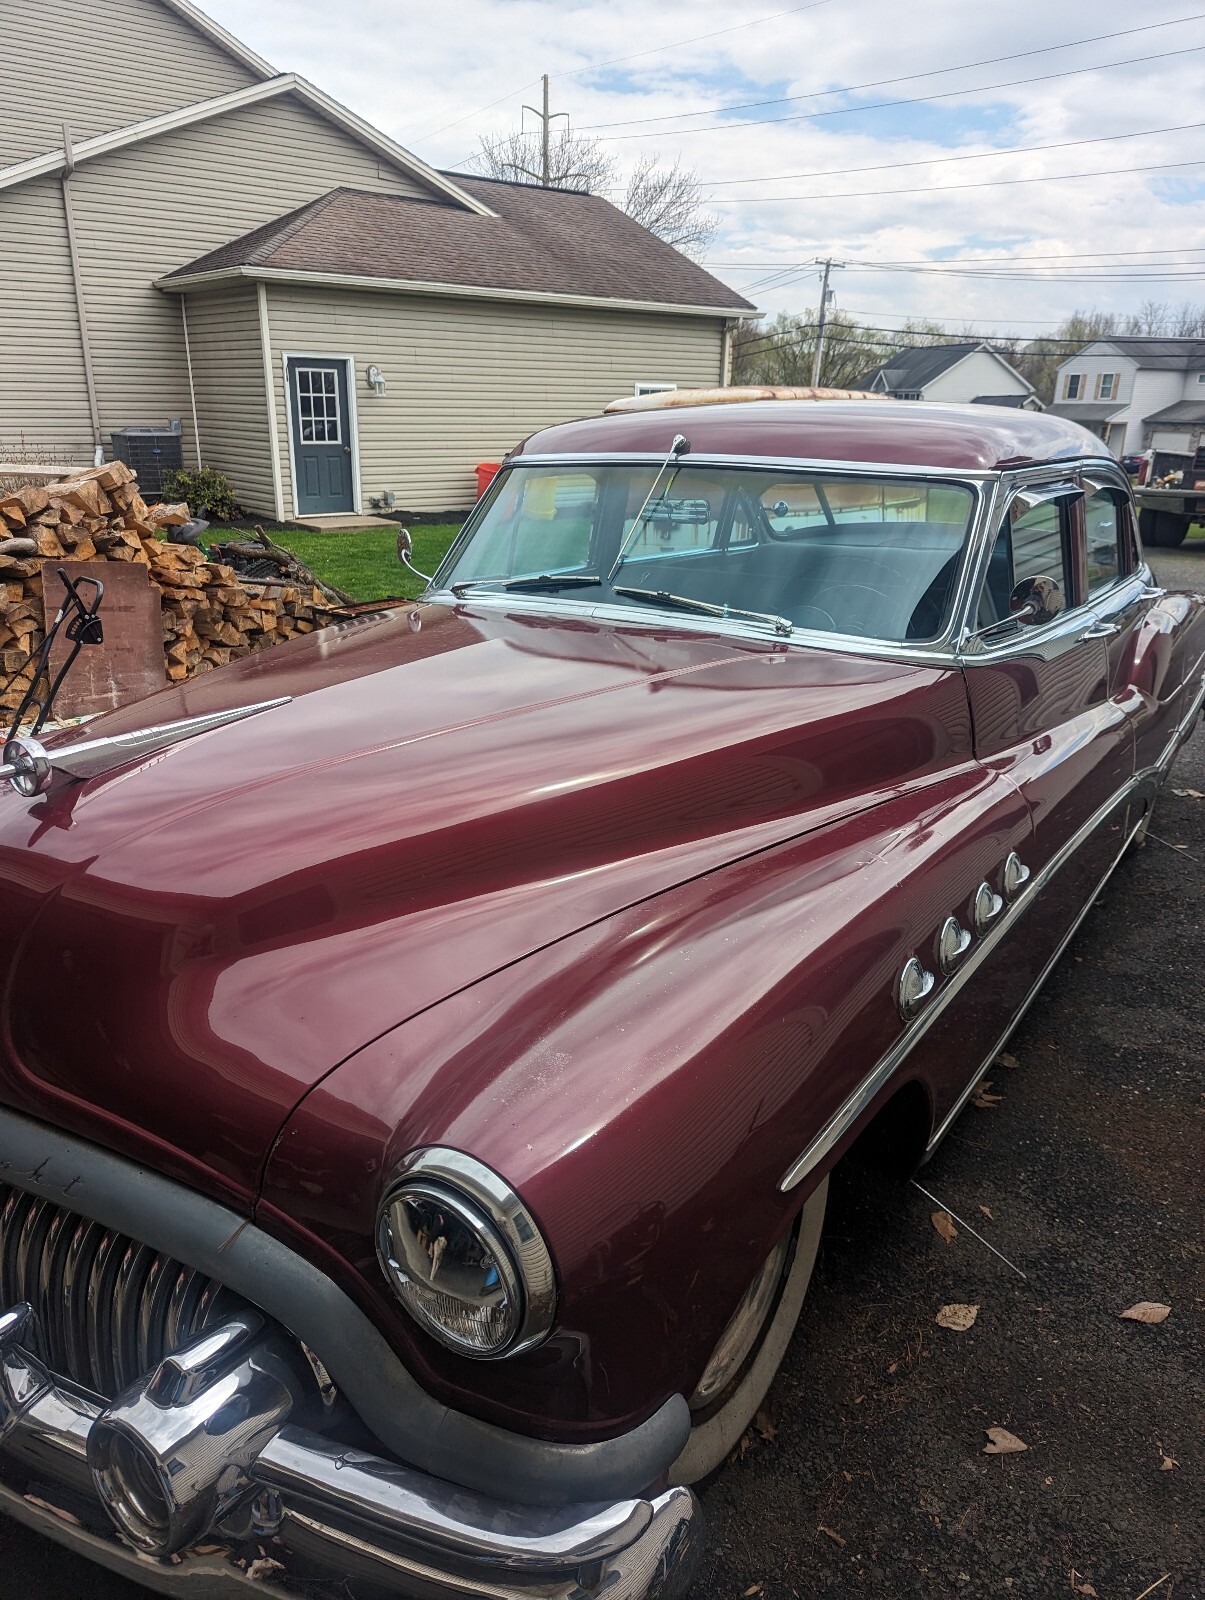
<box><xmin>1082</xmin><ymin>621</ymin><xmax>1119</xmax><ymax>639</ymax></box>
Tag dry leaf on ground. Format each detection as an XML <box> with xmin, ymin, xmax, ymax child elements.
<box><xmin>996</xmin><ymin>1051</ymin><xmax>1020</xmax><ymax>1069</ymax></box>
<box><xmin>935</xmin><ymin>1303</ymin><xmax>980</xmax><ymax>1331</ymax></box>
<box><xmin>744</xmin><ymin>1585</ymin><xmax>763</xmax><ymax>1596</ymax></box>
<box><xmin>818</xmin><ymin>1526</ymin><xmax>846</xmax><ymax>1548</ymax></box>
<box><xmin>246</xmin><ymin>1561</ymin><xmax>286</xmax><ymax>1583</ymax></box>
<box><xmin>1119</xmin><ymin>1302</ymin><xmax>1171</xmax><ymax>1324</ymax></box>
<box><xmin>1170</xmin><ymin>787</ymin><xmax>1203</xmax><ymax>798</ymax></box>
<box><xmin>1159</xmin><ymin>1451</ymin><xmax>1179</xmax><ymax>1471</ymax></box>
<box><xmin>971</xmin><ymin>1081</ymin><xmax>1003</xmax><ymax>1108</ymax></box>
<box><xmin>983</xmin><ymin>1426</ymin><xmax>1028</xmax><ymax>1454</ymax></box>
<box><xmin>754</xmin><ymin>1408</ymin><xmax>777</xmax><ymax>1442</ymax></box>
<box><xmin>979</xmin><ymin>1205</ymin><xmax>994</xmax><ymax>1220</ymax></box>
<box><xmin>1069</xmin><ymin>1571</ymin><xmax>1098</xmax><ymax>1596</ymax></box>
<box><xmin>932</xmin><ymin>1209</ymin><xmax>958</xmax><ymax>1243</ymax></box>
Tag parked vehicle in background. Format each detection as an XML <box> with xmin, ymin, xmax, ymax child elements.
<box><xmin>1134</xmin><ymin>482</ymin><xmax>1205</xmax><ymax>546</ymax></box>
<box><xmin>0</xmin><ymin>396</ymin><xmax>1200</xmax><ymax>1600</ymax></box>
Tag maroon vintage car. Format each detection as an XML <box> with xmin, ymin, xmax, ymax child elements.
<box><xmin>0</xmin><ymin>395</ymin><xmax>1200</xmax><ymax>1599</ymax></box>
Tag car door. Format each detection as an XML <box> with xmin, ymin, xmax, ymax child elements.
<box><xmin>1084</xmin><ymin>472</ymin><xmax>1205</xmax><ymax>781</ymax></box>
<box><xmin>959</xmin><ymin>475</ymin><xmax>1135</xmax><ymax>970</ymax></box>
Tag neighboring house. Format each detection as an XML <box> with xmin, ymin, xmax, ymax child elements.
<box><xmin>0</xmin><ymin>0</ymin><xmax>754</xmax><ymax>518</ymax></box>
<box><xmin>1049</xmin><ymin>338</ymin><xmax>1205</xmax><ymax>467</ymax></box>
<box><xmin>855</xmin><ymin>343</ymin><xmax>1041</xmax><ymax>408</ymax></box>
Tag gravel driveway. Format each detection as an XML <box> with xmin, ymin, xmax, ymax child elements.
<box><xmin>1</xmin><ymin>545</ymin><xmax>1201</xmax><ymax>1600</ymax></box>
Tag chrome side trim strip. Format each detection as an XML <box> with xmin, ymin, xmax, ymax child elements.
<box><xmin>924</xmin><ymin>806</ymin><xmax>1145</xmax><ymax>1156</ymax></box>
<box><xmin>778</xmin><ymin>771</ymin><xmax>1140</xmax><ymax>1192</ymax></box>
<box><xmin>779</xmin><ymin>672</ymin><xmax>1204</xmax><ymax>1193</ymax></box>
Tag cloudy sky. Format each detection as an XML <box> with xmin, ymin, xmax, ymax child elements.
<box><xmin>201</xmin><ymin>0</ymin><xmax>1205</xmax><ymax>335</ymax></box>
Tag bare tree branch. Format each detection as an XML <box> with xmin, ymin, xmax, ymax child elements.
<box><xmin>469</xmin><ymin>133</ymin><xmax>717</xmax><ymax>260</ymax></box>
<box><xmin>622</xmin><ymin>155</ymin><xmax>717</xmax><ymax>261</ymax></box>
<box><xmin>469</xmin><ymin>129</ymin><xmax>615</xmax><ymax>192</ymax></box>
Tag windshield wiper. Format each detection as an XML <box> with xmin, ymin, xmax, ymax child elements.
<box><xmin>450</xmin><ymin>573</ymin><xmax>602</xmax><ymax>597</ymax></box>
<box><xmin>611</xmin><ymin>584</ymin><xmax>793</xmax><ymax>637</ymax></box>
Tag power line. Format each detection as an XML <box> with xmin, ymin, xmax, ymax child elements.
<box><xmin>411</xmin><ymin>0</ymin><xmax>836</xmax><ymax>143</ymax></box>
<box><xmin>555</xmin><ymin>0</ymin><xmax>836</xmax><ymax>81</ymax></box>
<box><xmin>577</xmin><ymin>11</ymin><xmax>1205</xmax><ymax>132</ymax></box>
<box><xmin>711</xmin><ymin>245</ymin><xmax>1205</xmax><ymax>267</ymax></box>
<box><xmin>696</xmin><ymin>118</ymin><xmax>1205</xmax><ymax>187</ymax></box>
<box><xmin>709</xmin><ymin>154</ymin><xmax>1205</xmax><ymax>204</ymax></box>
<box><xmin>589</xmin><ymin>42</ymin><xmax>1205</xmax><ymax>142</ymax></box>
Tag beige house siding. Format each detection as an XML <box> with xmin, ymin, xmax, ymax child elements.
<box><xmin>0</xmin><ymin>92</ymin><xmax>437</xmax><ymax>470</ymax></box>
<box><xmin>263</xmin><ymin>285</ymin><xmax>727</xmax><ymax>515</ymax></box>
<box><xmin>0</xmin><ymin>176</ymin><xmax>95</xmax><ymax>460</ymax></box>
<box><xmin>0</xmin><ymin>0</ymin><xmax>259</xmax><ymax>167</ymax></box>
<box><xmin>181</xmin><ymin>286</ymin><xmax>275</xmax><ymax>513</ymax></box>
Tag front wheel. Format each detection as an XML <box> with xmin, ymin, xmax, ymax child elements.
<box><xmin>670</xmin><ymin>1176</ymin><xmax>828</xmax><ymax>1484</ymax></box>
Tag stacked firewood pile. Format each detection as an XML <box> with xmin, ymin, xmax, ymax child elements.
<box><xmin>0</xmin><ymin>461</ymin><xmax>348</xmax><ymax>710</ymax></box>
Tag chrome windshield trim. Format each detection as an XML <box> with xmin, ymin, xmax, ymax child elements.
<box><xmin>510</xmin><ymin>451</ymin><xmax>1001</xmax><ymax>481</ymax></box>
<box><xmin>423</xmin><ymin>590</ymin><xmax>964</xmax><ymax>668</ymax></box>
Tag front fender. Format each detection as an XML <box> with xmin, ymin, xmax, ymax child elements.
<box><xmin>259</xmin><ymin>760</ymin><xmax>1030</xmax><ymax>1441</ymax></box>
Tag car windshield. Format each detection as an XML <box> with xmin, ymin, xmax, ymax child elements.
<box><xmin>435</xmin><ymin>464</ymin><xmax>977</xmax><ymax>644</ymax></box>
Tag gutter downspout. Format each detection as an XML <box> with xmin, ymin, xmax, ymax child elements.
<box><xmin>179</xmin><ymin>295</ymin><xmax>203</xmax><ymax>468</ymax></box>
<box><xmin>256</xmin><ymin>280</ymin><xmax>285</xmax><ymax>521</ymax></box>
<box><xmin>720</xmin><ymin>320</ymin><xmax>734</xmax><ymax>387</ymax></box>
<box><xmin>60</xmin><ymin>124</ymin><xmax>104</xmax><ymax>466</ymax></box>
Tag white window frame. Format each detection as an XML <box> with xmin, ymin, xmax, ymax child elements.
<box><xmin>634</xmin><ymin>382</ymin><xmax>677</xmax><ymax>396</ymax></box>
<box><xmin>1095</xmin><ymin>372</ymin><xmax>1119</xmax><ymax>400</ymax></box>
<box><xmin>281</xmin><ymin>351</ymin><xmax>362</xmax><ymax>518</ymax></box>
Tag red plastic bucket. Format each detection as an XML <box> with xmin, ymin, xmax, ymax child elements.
<box><xmin>475</xmin><ymin>462</ymin><xmax>501</xmax><ymax>498</ymax></box>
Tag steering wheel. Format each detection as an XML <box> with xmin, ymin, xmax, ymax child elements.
<box><xmin>794</xmin><ymin>559</ymin><xmax>900</xmax><ymax>637</ymax></box>
<box><xmin>809</xmin><ymin>581</ymin><xmax>897</xmax><ymax>637</ymax></box>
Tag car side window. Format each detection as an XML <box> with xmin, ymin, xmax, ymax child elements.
<box><xmin>1084</xmin><ymin>488</ymin><xmax>1125</xmax><ymax>594</ymax></box>
<box><xmin>976</xmin><ymin>493</ymin><xmax>1074</xmax><ymax>628</ymax></box>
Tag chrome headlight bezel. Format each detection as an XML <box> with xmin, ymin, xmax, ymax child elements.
<box><xmin>375</xmin><ymin>1148</ymin><xmax>556</xmax><ymax>1360</ymax></box>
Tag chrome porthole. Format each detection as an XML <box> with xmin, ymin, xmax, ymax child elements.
<box><xmin>1002</xmin><ymin>851</ymin><xmax>1031</xmax><ymax>902</ymax></box>
<box><xmin>897</xmin><ymin>956</ymin><xmax>936</xmax><ymax>1021</ymax></box>
<box><xmin>937</xmin><ymin>916</ymin><xmax>972</xmax><ymax>974</ymax></box>
<box><xmin>972</xmin><ymin>881</ymin><xmax>1004</xmax><ymax>936</ymax></box>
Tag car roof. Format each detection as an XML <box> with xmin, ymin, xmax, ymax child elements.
<box><xmin>511</xmin><ymin>399</ymin><xmax>1115</xmax><ymax>474</ymax></box>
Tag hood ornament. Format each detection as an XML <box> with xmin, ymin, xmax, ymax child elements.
<box><xmin>1</xmin><ymin>698</ymin><xmax>292</xmax><ymax>797</ymax></box>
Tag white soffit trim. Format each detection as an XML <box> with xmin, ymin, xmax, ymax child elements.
<box><xmin>0</xmin><ymin>76</ymin><xmax>493</xmax><ymax>217</ymax></box>
<box><xmin>156</xmin><ymin>0</ymin><xmax>276</xmax><ymax>79</ymax></box>
<box><xmin>155</xmin><ymin>264</ymin><xmax>757</xmax><ymax>319</ymax></box>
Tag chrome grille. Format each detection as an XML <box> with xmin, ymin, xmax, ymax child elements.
<box><xmin>0</xmin><ymin>1184</ymin><xmax>249</xmax><ymax>1399</ymax></box>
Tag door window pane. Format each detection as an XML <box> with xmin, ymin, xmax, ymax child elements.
<box><xmin>295</xmin><ymin>367</ymin><xmax>342</xmax><ymax>443</ymax></box>
<box><xmin>977</xmin><ymin>494</ymin><xmax>1072</xmax><ymax>627</ymax></box>
<box><xmin>1084</xmin><ymin>489</ymin><xmax>1123</xmax><ymax>594</ymax></box>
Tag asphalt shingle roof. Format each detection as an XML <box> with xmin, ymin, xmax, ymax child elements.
<box><xmin>1142</xmin><ymin>400</ymin><xmax>1205</xmax><ymax>425</ymax></box>
<box><xmin>855</xmin><ymin>342</ymin><xmax>984</xmax><ymax>392</ymax></box>
<box><xmin>163</xmin><ymin>177</ymin><xmax>754</xmax><ymax>312</ymax></box>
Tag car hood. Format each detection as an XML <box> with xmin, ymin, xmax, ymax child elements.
<box><xmin>0</xmin><ymin>601</ymin><xmax>969</xmax><ymax>1202</ymax></box>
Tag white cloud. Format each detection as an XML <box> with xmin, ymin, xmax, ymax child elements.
<box><xmin>200</xmin><ymin>0</ymin><xmax>1205</xmax><ymax>331</ymax></box>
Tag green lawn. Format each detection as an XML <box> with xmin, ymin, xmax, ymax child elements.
<box><xmin>264</xmin><ymin>523</ymin><xmax>463</xmax><ymax>602</ymax></box>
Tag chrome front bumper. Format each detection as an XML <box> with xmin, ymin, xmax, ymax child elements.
<box><xmin>0</xmin><ymin>1303</ymin><xmax>700</xmax><ymax>1600</ymax></box>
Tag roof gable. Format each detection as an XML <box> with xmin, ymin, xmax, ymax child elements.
<box><xmin>158</xmin><ymin>180</ymin><xmax>754</xmax><ymax>314</ymax></box>
<box><xmin>0</xmin><ymin>0</ymin><xmax>268</xmax><ymax>167</ymax></box>
<box><xmin>0</xmin><ymin>76</ymin><xmax>493</xmax><ymax>216</ymax></box>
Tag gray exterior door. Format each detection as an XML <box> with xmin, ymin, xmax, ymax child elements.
<box><xmin>288</xmin><ymin>359</ymin><xmax>354</xmax><ymax>514</ymax></box>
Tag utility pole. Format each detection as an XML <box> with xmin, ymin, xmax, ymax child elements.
<box><xmin>521</xmin><ymin>75</ymin><xmax>569</xmax><ymax>185</ymax></box>
<box><xmin>810</xmin><ymin>257</ymin><xmax>844</xmax><ymax>386</ymax></box>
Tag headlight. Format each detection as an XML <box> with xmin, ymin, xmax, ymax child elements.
<box><xmin>376</xmin><ymin>1148</ymin><xmax>556</xmax><ymax>1359</ymax></box>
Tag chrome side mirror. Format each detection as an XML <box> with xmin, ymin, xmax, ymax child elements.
<box><xmin>1009</xmin><ymin>574</ymin><xmax>1064</xmax><ymax>627</ymax></box>
<box><xmin>397</xmin><ymin>527</ymin><xmax>433</xmax><ymax>584</ymax></box>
